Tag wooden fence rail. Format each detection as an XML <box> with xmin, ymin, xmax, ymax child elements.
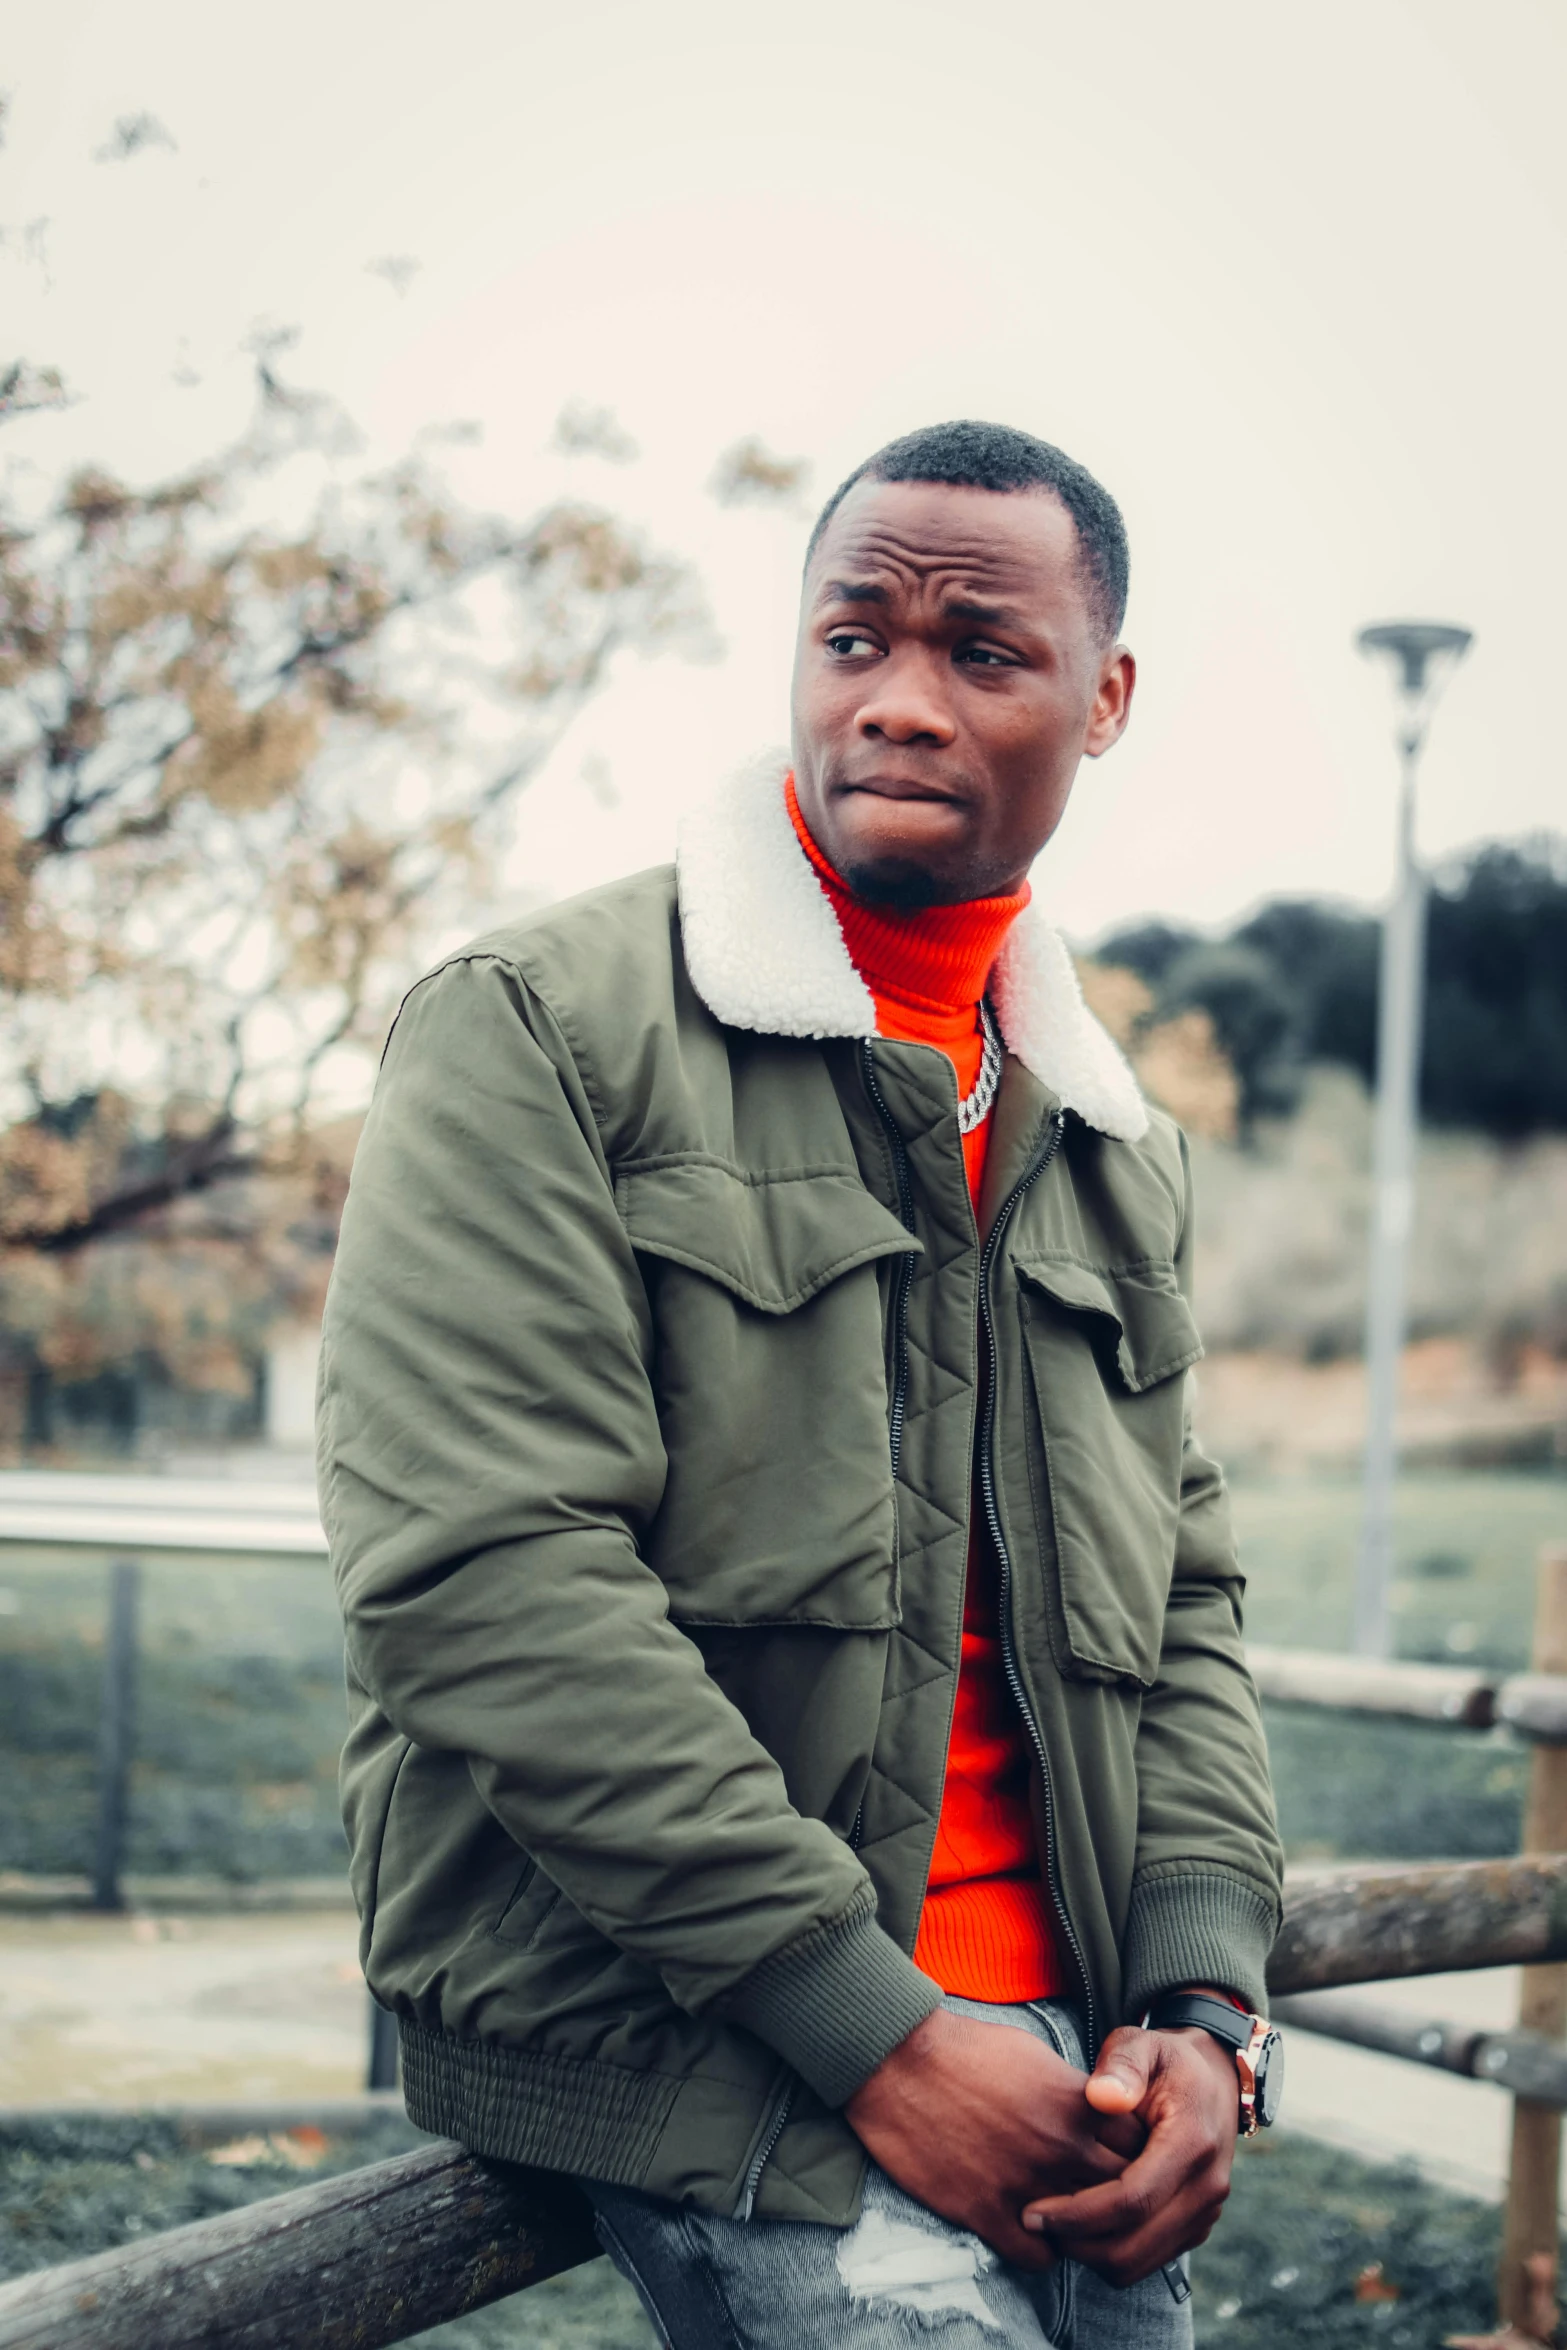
<box><xmin>1246</xmin><ymin>1642</ymin><xmax>1567</xmax><ymax>1740</ymax></box>
<box><xmin>0</xmin><ymin>2138</ymin><xmax>599</xmax><ymax>2350</ymax></box>
<box><xmin>1272</xmin><ymin>1990</ymin><xmax>1567</xmax><ymax>2105</ymax></box>
<box><xmin>1267</xmin><ymin>1853</ymin><xmax>1567</xmax><ymax>1992</ymax></box>
<box><xmin>1262</xmin><ymin>1542</ymin><xmax>1567</xmax><ymax>2338</ymax></box>
<box><xmin>7</xmin><ymin>1507</ymin><xmax>1566</xmax><ymax>2335</ymax></box>
<box><xmin>4</xmin><ymin>1854</ymin><xmax>1567</xmax><ymax>2350</ymax></box>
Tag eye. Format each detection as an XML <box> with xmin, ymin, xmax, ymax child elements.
<box><xmin>955</xmin><ymin>643</ymin><xmax>1017</xmax><ymax>668</ymax></box>
<box><xmin>824</xmin><ymin>630</ymin><xmax>881</xmax><ymax>658</ymax></box>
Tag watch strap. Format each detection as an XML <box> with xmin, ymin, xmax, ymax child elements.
<box><xmin>1142</xmin><ymin>1990</ymin><xmax>1253</xmax><ymax>2051</ymax></box>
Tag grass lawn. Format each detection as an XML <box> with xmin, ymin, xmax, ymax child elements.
<box><xmin>1230</xmin><ymin>1466</ymin><xmax>1567</xmax><ymax>1668</ymax></box>
<box><xmin>0</xmin><ymin>1548</ymin><xmax>348</xmax><ymax>1879</ymax></box>
<box><xmin>0</xmin><ymin>2111</ymin><xmax>1515</xmax><ymax>2347</ymax></box>
<box><xmin>1233</xmin><ymin>1467</ymin><xmax>1566</xmax><ymax>1862</ymax></box>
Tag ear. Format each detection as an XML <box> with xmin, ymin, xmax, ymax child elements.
<box><xmin>1085</xmin><ymin>645</ymin><xmax>1136</xmax><ymax>759</ymax></box>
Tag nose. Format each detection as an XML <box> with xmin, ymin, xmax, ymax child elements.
<box><xmin>854</xmin><ymin>652</ymin><xmax>957</xmax><ymax>749</ymax></box>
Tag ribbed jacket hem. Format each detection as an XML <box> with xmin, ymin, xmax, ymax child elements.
<box><xmin>399</xmin><ymin>2016</ymin><xmax>681</xmax><ymax>2183</ymax></box>
<box><xmin>1120</xmin><ymin>1865</ymin><xmax>1280</xmax><ymax>2019</ymax></box>
<box><xmin>721</xmin><ymin>1889</ymin><xmax>943</xmax><ymax>2108</ymax></box>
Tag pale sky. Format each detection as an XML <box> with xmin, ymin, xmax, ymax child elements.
<box><xmin>4</xmin><ymin>0</ymin><xmax>1563</xmax><ymax>942</ymax></box>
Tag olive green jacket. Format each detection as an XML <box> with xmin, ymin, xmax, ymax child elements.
<box><xmin>319</xmin><ymin>752</ymin><xmax>1282</xmax><ymax>2227</ymax></box>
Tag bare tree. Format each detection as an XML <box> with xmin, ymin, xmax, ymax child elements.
<box><xmin>0</xmin><ymin>360</ymin><xmax>708</xmax><ymax>1438</ymax></box>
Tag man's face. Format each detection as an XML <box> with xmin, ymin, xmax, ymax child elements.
<box><xmin>790</xmin><ymin>479</ymin><xmax>1135</xmax><ymax>905</ymax></box>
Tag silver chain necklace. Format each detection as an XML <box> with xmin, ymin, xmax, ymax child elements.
<box><xmin>958</xmin><ymin>998</ymin><xmax>1003</xmax><ymax>1134</ymax></box>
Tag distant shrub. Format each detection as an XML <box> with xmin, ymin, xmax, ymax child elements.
<box><xmin>1096</xmin><ymin>837</ymin><xmax>1567</xmax><ymax>1140</ymax></box>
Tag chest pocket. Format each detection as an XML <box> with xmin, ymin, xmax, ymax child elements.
<box><xmin>1014</xmin><ymin>1255</ymin><xmax>1203</xmax><ymax>1687</ymax></box>
<box><xmin>616</xmin><ymin>1157</ymin><xmax>919</xmax><ymax>1629</ymax></box>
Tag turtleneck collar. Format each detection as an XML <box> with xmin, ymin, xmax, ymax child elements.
<box><xmin>784</xmin><ymin>773</ymin><xmax>1029</xmax><ymax>1016</ymax></box>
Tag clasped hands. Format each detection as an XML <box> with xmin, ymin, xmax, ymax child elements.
<box><xmin>843</xmin><ymin>2005</ymin><xmax>1238</xmax><ymax>2287</ymax></box>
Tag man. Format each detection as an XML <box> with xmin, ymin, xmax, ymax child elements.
<box><xmin>321</xmin><ymin>420</ymin><xmax>1284</xmax><ymax>2348</ymax></box>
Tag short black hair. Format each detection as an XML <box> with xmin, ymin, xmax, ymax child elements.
<box><xmin>804</xmin><ymin>419</ymin><xmax>1129</xmax><ymax>640</ymax></box>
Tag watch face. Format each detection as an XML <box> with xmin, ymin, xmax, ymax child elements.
<box><xmin>1254</xmin><ymin>2029</ymin><xmax>1284</xmax><ymax>2127</ymax></box>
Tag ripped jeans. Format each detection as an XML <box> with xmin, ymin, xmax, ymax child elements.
<box><xmin>583</xmin><ymin>1997</ymin><xmax>1194</xmax><ymax>2350</ymax></box>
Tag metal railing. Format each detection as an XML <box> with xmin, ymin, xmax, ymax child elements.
<box><xmin>0</xmin><ymin>1469</ymin><xmax>327</xmax><ymax>1555</ymax></box>
<box><xmin>0</xmin><ymin>1468</ymin><xmax>328</xmax><ymax>1916</ymax></box>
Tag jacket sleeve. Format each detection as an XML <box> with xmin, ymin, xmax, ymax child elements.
<box><xmin>1119</xmin><ymin>1134</ymin><xmax>1285</xmax><ymax>2019</ymax></box>
<box><xmin>319</xmin><ymin>953</ymin><xmax>939</xmax><ymax>2107</ymax></box>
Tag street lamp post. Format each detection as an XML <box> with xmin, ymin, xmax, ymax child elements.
<box><xmin>1352</xmin><ymin>621</ymin><xmax>1473</xmax><ymax>1658</ymax></box>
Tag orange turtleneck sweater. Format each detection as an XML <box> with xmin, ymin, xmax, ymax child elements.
<box><xmin>785</xmin><ymin>776</ymin><xmax>1065</xmax><ymax>2004</ymax></box>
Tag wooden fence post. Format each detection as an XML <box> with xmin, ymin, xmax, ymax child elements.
<box><xmin>90</xmin><ymin>1559</ymin><xmax>140</xmax><ymax>1913</ymax></box>
<box><xmin>1499</xmin><ymin>1543</ymin><xmax>1567</xmax><ymax>2340</ymax></box>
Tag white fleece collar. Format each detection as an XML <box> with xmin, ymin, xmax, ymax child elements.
<box><xmin>676</xmin><ymin>752</ymin><xmax>1148</xmax><ymax>1144</ymax></box>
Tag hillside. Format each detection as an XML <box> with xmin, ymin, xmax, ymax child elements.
<box><xmin>1187</xmin><ymin>1068</ymin><xmax>1567</xmax><ymax>1473</ymax></box>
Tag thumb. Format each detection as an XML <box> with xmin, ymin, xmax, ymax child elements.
<box><xmin>1083</xmin><ymin>2026</ymin><xmax>1155</xmax><ymax>2115</ymax></box>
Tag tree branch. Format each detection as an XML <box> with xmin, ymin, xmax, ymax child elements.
<box><xmin>13</xmin><ymin>1124</ymin><xmax>260</xmax><ymax>1256</ymax></box>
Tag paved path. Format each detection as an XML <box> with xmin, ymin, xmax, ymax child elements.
<box><xmin>0</xmin><ymin>1912</ymin><xmax>1553</xmax><ymax>2208</ymax></box>
<box><xmin>0</xmin><ymin>1912</ymin><xmax>366</xmax><ymax>2107</ymax></box>
<box><xmin>1279</xmin><ymin>1966</ymin><xmax>1553</xmax><ymax>2208</ymax></box>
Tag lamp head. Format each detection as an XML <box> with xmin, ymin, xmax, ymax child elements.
<box><xmin>1356</xmin><ymin>620</ymin><xmax>1473</xmax><ymax>754</ymax></box>
<box><xmin>1356</xmin><ymin>621</ymin><xmax>1473</xmax><ymax>695</ymax></box>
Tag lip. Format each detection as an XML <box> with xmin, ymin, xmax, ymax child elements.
<box><xmin>832</xmin><ymin>774</ymin><xmax>967</xmax><ymax>806</ymax></box>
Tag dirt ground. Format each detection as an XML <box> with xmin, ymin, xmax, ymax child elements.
<box><xmin>0</xmin><ymin>1910</ymin><xmax>366</xmax><ymax>2108</ymax></box>
<box><xmin>1197</xmin><ymin>1338</ymin><xmax>1567</xmax><ymax>1477</ymax></box>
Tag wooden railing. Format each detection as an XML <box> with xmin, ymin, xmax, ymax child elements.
<box><xmin>3</xmin><ymin>1491</ymin><xmax>1564</xmax><ymax>2340</ymax></box>
<box><xmin>0</xmin><ymin>2133</ymin><xmax>601</xmax><ymax>2350</ymax></box>
<box><xmin>5</xmin><ymin>1853</ymin><xmax>1565</xmax><ymax>2350</ymax></box>
<box><xmin>1259</xmin><ymin>1542</ymin><xmax>1567</xmax><ymax>2341</ymax></box>
<box><xmin>1246</xmin><ymin>1641</ymin><xmax>1567</xmax><ymax>1739</ymax></box>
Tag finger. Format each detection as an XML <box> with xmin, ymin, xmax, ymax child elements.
<box><xmin>1037</xmin><ymin>2112</ymin><xmax>1140</xmax><ymax>2186</ymax></box>
<box><xmin>1023</xmin><ymin>2176</ymin><xmax>1142</xmax><ymax>2244</ymax></box>
<box><xmin>1051</xmin><ymin>2189</ymin><xmax>1226</xmax><ymax>2288</ymax></box>
<box><xmin>1033</xmin><ymin>2182</ymin><xmax>1217</xmax><ymax>2259</ymax></box>
<box><xmin>1083</xmin><ymin>2026</ymin><xmax>1155</xmax><ymax>2116</ymax></box>
<box><xmin>1089</xmin><ymin>2107</ymin><xmax>1147</xmax><ymax>2162</ymax></box>
<box><xmin>1021</xmin><ymin>2131</ymin><xmax>1197</xmax><ymax>2243</ymax></box>
<box><xmin>978</xmin><ymin>2211</ymin><xmax>1062</xmax><ymax>2274</ymax></box>
<box><xmin>1040</xmin><ymin>2136</ymin><xmax>1132</xmax><ymax>2194</ymax></box>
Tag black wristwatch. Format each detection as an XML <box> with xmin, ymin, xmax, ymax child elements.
<box><xmin>1142</xmin><ymin>1991</ymin><xmax>1284</xmax><ymax>2136</ymax></box>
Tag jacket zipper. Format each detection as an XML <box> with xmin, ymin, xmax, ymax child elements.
<box><xmin>741</xmin><ymin>1071</ymin><xmax>1074</xmax><ymax>2214</ymax></box>
<box><xmin>976</xmin><ymin>1111</ymin><xmax>1100</xmax><ymax>2052</ymax></box>
<box><xmin>858</xmin><ymin>1040</ymin><xmax>918</xmax><ymax>1480</ymax></box>
<box><xmin>860</xmin><ymin>1053</ymin><xmax>1091</xmax><ymax>2044</ymax></box>
<box><xmin>736</xmin><ymin>1045</ymin><xmax>913</xmax><ymax>2220</ymax></box>
<box><xmin>735</xmin><ymin>2074</ymin><xmax>796</xmax><ymax>2219</ymax></box>
<box><xmin>739</xmin><ymin>1785</ymin><xmax>867</xmax><ymax>2216</ymax></box>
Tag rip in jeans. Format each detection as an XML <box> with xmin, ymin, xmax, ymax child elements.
<box><xmin>835</xmin><ymin>2202</ymin><xmax>1006</xmax><ymax>2332</ymax></box>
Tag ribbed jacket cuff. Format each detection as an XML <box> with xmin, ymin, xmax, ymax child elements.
<box><xmin>721</xmin><ymin>1892</ymin><xmax>942</xmax><ymax>2109</ymax></box>
<box><xmin>1121</xmin><ymin>1866</ymin><xmax>1279</xmax><ymax>2020</ymax></box>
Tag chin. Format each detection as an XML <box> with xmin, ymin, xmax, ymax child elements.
<box><xmin>828</xmin><ymin>801</ymin><xmax>974</xmax><ymax>910</ymax></box>
<box><xmin>835</xmin><ymin>853</ymin><xmax>965</xmax><ymax>912</ymax></box>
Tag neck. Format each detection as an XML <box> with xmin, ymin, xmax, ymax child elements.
<box><xmin>785</xmin><ymin>774</ymin><xmax>1029</xmax><ymax>1015</ymax></box>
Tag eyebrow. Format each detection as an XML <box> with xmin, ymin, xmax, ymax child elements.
<box><xmin>944</xmin><ymin>597</ymin><xmax>1030</xmax><ymax>628</ymax></box>
<box><xmin>819</xmin><ymin>579</ymin><xmax>1023</xmax><ymax>630</ymax></box>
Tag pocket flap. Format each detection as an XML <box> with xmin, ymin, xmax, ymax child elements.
<box><xmin>1015</xmin><ymin>1255</ymin><xmax>1202</xmax><ymax>1392</ymax></box>
<box><xmin>616</xmin><ymin>1157</ymin><xmax>919</xmax><ymax>1314</ymax></box>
